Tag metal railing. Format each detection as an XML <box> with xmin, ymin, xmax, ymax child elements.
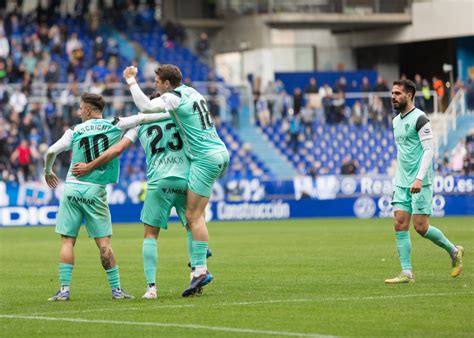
<box><xmin>216</xmin><ymin>0</ymin><xmax>412</xmax><ymax>16</ymax></box>
<box><xmin>6</xmin><ymin>81</ymin><xmax>254</xmax><ymax>124</ymax></box>
<box><xmin>434</xmin><ymin>89</ymin><xmax>466</xmax><ymax>151</ymax></box>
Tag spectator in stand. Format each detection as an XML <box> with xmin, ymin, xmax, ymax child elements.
<box><xmin>65</xmin><ymin>33</ymin><xmax>83</xmax><ymax>63</ymax></box>
<box><xmin>229</xmin><ymin>87</ymin><xmax>240</xmax><ymax>128</ymax></box>
<box><xmin>288</xmin><ymin>111</ymin><xmax>301</xmax><ymax>153</ymax></box>
<box><xmin>0</xmin><ymin>83</ymin><xmax>9</xmax><ymax>113</ymax></box>
<box><xmin>370</xmin><ymin>96</ymin><xmax>385</xmax><ymax>129</ymax></box>
<box><xmin>421</xmin><ymin>78</ymin><xmax>432</xmax><ymax>112</ymax></box>
<box><xmin>466</xmin><ymin>78</ymin><xmax>474</xmax><ymax>111</ymax></box>
<box><xmin>21</xmin><ymin>50</ymin><xmax>38</xmax><ymax>75</ymax></box>
<box><xmin>331</xmin><ymin>90</ymin><xmax>345</xmax><ymax>124</ymax></box>
<box><xmin>305</xmin><ymin>77</ymin><xmax>318</xmax><ymax>94</ymax></box>
<box><xmin>263</xmin><ymin>81</ymin><xmax>278</xmax><ymax>121</ymax></box>
<box><xmin>9</xmin><ymin>87</ymin><xmax>28</xmax><ymax>114</ymax></box>
<box><xmin>375</xmin><ymin>75</ymin><xmax>389</xmax><ymax>92</ymax></box>
<box><xmin>256</xmin><ymin>95</ymin><xmax>270</xmax><ymax>127</ymax></box>
<box><xmin>92</xmin><ymin>59</ymin><xmax>110</xmax><ymax>82</ymax></box>
<box><xmin>0</xmin><ymin>32</ymin><xmax>9</xmax><ymax>59</ymax></box>
<box><xmin>319</xmin><ymin>82</ymin><xmax>333</xmax><ymax>122</ymax></box>
<box><xmin>275</xmin><ymin>89</ymin><xmax>292</xmax><ymax>120</ymax></box>
<box><xmin>341</xmin><ymin>155</ymin><xmax>358</xmax><ymax>175</ymax></box>
<box><xmin>351</xmin><ymin>100</ymin><xmax>365</xmax><ymax>127</ymax></box>
<box><xmin>360</xmin><ymin>76</ymin><xmax>371</xmax><ymax>92</ymax></box>
<box><xmin>333</xmin><ymin>76</ymin><xmax>347</xmax><ymax>93</ymax></box>
<box><xmin>0</xmin><ymin>60</ymin><xmax>7</xmax><ymax>83</ymax></box>
<box><xmin>142</xmin><ymin>55</ymin><xmax>160</xmax><ymax>81</ymax></box>
<box><xmin>465</xmin><ymin>129</ymin><xmax>474</xmax><ymax>175</ymax></box>
<box><xmin>300</xmin><ymin>103</ymin><xmax>314</xmax><ymax>138</ymax></box>
<box><xmin>450</xmin><ymin>139</ymin><xmax>467</xmax><ymax>174</ymax></box>
<box><xmin>414</xmin><ymin>74</ymin><xmax>425</xmax><ymax>111</ymax></box>
<box><xmin>195</xmin><ymin>32</ymin><xmax>210</xmax><ymax>61</ymax></box>
<box><xmin>10</xmin><ymin>139</ymin><xmax>38</xmax><ymax>182</ymax></box>
<box><xmin>293</xmin><ymin>87</ymin><xmax>304</xmax><ymax>116</ymax></box>
<box><xmin>432</xmin><ymin>76</ymin><xmax>445</xmax><ymax>112</ymax></box>
<box><xmin>305</xmin><ymin>77</ymin><xmax>322</xmax><ymax>124</ymax></box>
<box><xmin>48</xmin><ymin>24</ymin><xmax>63</xmax><ymax>55</ymax></box>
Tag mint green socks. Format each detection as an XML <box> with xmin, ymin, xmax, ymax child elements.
<box><xmin>142</xmin><ymin>238</ymin><xmax>158</xmax><ymax>285</ymax></box>
<box><xmin>187</xmin><ymin>229</ymin><xmax>194</xmax><ymax>268</ymax></box>
<box><xmin>396</xmin><ymin>231</ymin><xmax>412</xmax><ymax>271</ymax></box>
<box><xmin>106</xmin><ymin>266</ymin><xmax>121</xmax><ymax>290</ymax></box>
<box><xmin>192</xmin><ymin>240</ymin><xmax>208</xmax><ymax>268</ymax></box>
<box><xmin>59</xmin><ymin>263</ymin><xmax>73</xmax><ymax>288</ymax></box>
<box><xmin>423</xmin><ymin>225</ymin><xmax>456</xmax><ymax>255</ymax></box>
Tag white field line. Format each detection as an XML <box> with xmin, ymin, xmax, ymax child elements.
<box><xmin>26</xmin><ymin>290</ymin><xmax>474</xmax><ymax>316</ymax></box>
<box><xmin>0</xmin><ymin>315</ymin><xmax>331</xmax><ymax>338</ymax></box>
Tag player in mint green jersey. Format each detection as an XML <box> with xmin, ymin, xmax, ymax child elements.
<box><xmin>44</xmin><ymin>93</ymin><xmax>170</xmax><ymax>300</ymax></box>
<box><xmin>385</xmin><ymin>80</ymin><xmax>464</xmax><ymax>284</ymax></box>
<box><xmin>72</xmin><ymin>91</ymin><xmax>211</xmax><ymax>299</ymax></box>
<box><xmin>123</xmin><ymin>64</ymin><xmax>229</xmax><ymax>296</ymax></box>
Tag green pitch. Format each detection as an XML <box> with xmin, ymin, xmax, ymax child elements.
<box><xmin>1</xmin><ymin>217</ymin><xmax>472</xmax><ymax>337</ymax></box>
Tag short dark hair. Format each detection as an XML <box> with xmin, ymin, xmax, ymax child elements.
<box><xmin>393</xmin><ymin>79</ymin><xmax>416</xmax><ymax>99</ymax></box>
<box><xmin>155</xmin><ymin>64</ymin><xmax>182</xmax><ymax>87</ymax></box>
<box><xmin>81</xmin><ymin>93</ymin><xmax>105</xmax><ymax>112</ymax></box>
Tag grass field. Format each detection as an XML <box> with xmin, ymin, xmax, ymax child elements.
<box><xmin>0</xmin><ymin>217</ymin><xmax>472</xmax><ymax>337</ymax></box>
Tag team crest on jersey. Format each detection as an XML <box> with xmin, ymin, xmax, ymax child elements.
<box><xmin>404</xmin><ymin>124</ymin><xmax>409</xmax><ymax>132</ymax></box>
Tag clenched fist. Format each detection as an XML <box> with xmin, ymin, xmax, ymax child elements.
<box><xmin>123</xmin><ymin>66</ymin><xmax>138</xmax><ymax>80</ymax></box>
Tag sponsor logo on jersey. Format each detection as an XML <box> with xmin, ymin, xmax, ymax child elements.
<box><xmin>67</xmin><ymin>196</ymin><xmax>96</xmax><ymax>205</ymax></box>
<box><xmin>161</xmin><ymin>188</ymin><xmax>187</xmax><ymax>195</ymax></box>
<box><xmin>158</xmin><ymin>156</ymin><xmax>185</xmax><ymax>165</ymax></box>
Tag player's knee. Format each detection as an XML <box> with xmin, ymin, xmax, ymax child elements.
<box><xmin>185</xmin><ymin>211</ymin><xmax>197</xmax><ymax>225</ymax></box>
<box><xmin>394</xmin><ymin>218</ymin><xmax>407</xmax><ymax>230</ymax></box>
<box><xmin>413</xmin><ymin>221</ymin><xmax>428</xmax><ymax>236</ymax></box>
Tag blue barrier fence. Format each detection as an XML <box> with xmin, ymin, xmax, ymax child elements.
<box><xmin>1</xmin><ymin>175</ymin><xmax>473</xmax><ymax>226</ymax></box>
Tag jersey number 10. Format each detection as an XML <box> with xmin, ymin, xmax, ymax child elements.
<box><xmin>193</xmin><ymin>99</ymin><xmax>214</xmax><ymax>130</ymax></box>
<box><xmin>79</xmin><ymin>134</ymin><xmax>109</xmax><ymax>163</ymax></box>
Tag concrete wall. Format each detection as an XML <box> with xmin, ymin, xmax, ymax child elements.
<box><xmin>341</xmin><ymin>0</ymin><xmax>474</xmax><ymax>47</ymax></box>
<box><xmin>271</xmin><ymin>29</ymin><xmax>355</xmax><ymax>71</ymax></box>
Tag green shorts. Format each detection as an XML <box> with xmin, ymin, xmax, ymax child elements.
<box><xmin>391</xmin><ymin>185</ymin><xmax>433</xmax><ymax>215</ymax></box>
<box><xmin>140</xmin><ymin>178</ymin><xmax>187</xmax><ymax>228</ymax></box>
<box><xmin>56</xmin><ymin>183</ymin><xmax>112</xmax><ymax>238</ymax></box>
<box><xmin>188</xmin><ymin>150</ymin><xmax>229</xmax><ymax>197</ymax></box>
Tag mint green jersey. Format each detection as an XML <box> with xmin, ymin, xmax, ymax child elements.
<box><xmin>136</xmin><ymin>117</ymin><xmax>190</xmax><ymax>189</ymax></box>
<box><xmin>67</xmin><ymin>119</ymin><xmax>123</xmax><ymax>185</ymax></box>
<box><xmin>170</xmin><ymin>85</ymin><xmax>227</xmax><ymax>159</ymax></box>
<box><xmin>393</xmin><ymin>108</ymin><xmax>433</xmax><ymax>187</ymax></box>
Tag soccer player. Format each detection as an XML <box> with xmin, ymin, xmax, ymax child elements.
<box><xmin>385</xmin><ymin>80</ymin><xmax>464</xmax><ymax>284</ymax></box>
<box><xmin>44</xmin><ymin>93</ymin><xmax>170</xmax><ymax>300</ymax></box>
<box><xmin>123</xmin><ymin>64</ymin><xmax>229</xmax><ymax>296</ymax></box>
<box><xmin>72</xmin><ymin>92</ymin><xmax>211</xmax><ymax>299</ymax></box>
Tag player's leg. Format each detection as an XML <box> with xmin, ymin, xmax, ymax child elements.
<box><xmin>385</xmin><ymin>186</ymin><xmax>414</xmax><ymax>284</ymax></box>
<box><xmin>140</xmin><ymin>183</ymin><xmax>175</xmax><ymax>298</ymax></box>
<box><xmin>183</xmin><ymin>152</ymin><xmax>228</xmax><ymax>297</ymax></box>
<box><xmin>83</xmin><ymin>185</ymin><xmax>133</xmax><ymax>299</ymax></box>
<box><xmin>49</xmin><ymin>184</ymin><xmax>82</xmax><ymax>301</ymax></box>
<box><xmin>48</xmin><ymin>236</ymin><xmax>76</xmax><ymax>301</ymax></box>
<box><xmin>94</xmin><ymin>236</ymin><xmax>132</xmax><ymax>299</ymax></box>
<box><xmin>412</xmin><ymin>186</ymin><xmax>463</xmax><ymax>277</ymax></box>
<box><xmin>142</xmin><ymin>224</ymin><xmax>160</xmax><ymax>299</ymax></box>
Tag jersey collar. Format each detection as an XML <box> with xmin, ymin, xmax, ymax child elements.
<box><xmin>400</xmin><ymin>107</ymin><xmax>415</xmax><ymax>119</ymax></box>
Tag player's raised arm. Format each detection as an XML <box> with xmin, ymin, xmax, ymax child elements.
<box><xmin>72</xmin><ymin>128</ymin><xmax>137</xmax><ymax>177</ymax></box>
<box><xmin>113</xmin><ymin>113</ymin><xmax>171</xmax><ymax>130</ymax></box>
<box><xmin>123</xmin><ymin>66</ymin><xmax>179</xmax><ymax>114</ymax></box>
<box><xmin>44</xmin><ymin>129</ymin><xmax>74</xmax><ymax>188</ymax></box>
